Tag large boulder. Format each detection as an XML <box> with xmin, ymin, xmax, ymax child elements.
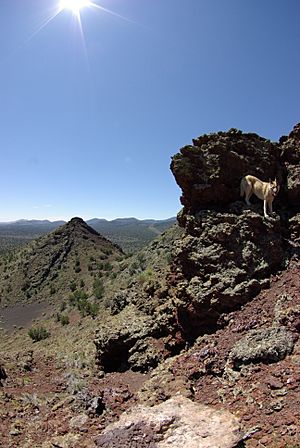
<box><xmin>94</xmin><ymin>304</ymin><xmax>176</xmax><ymax>373</ymax></box>
<box><xmin>170</xmin><ymin>129</ymin><xmax>284</xmax><ymax>214</ymax></box>
<box><xmin>230</xmin><ymin>326</ymin><xmax>295</xmax><ymax>368</ymax></box>
<box><xmin>172</xmin><ymin>210</ymin><xmax>285</xmax><ymax>339</ymax></box>
<box><xmin>95</xmin><ymin>395</ymin><xmax>242</xmax><ymax>448</ymax></box>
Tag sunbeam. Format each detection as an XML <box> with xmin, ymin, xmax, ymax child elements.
<box><xmin>25</xmin><ymin>0</ymin><xmax>136</xmax><ymax>45</ymax></box>
<box><xmin>90</xmin><ymin>2</ymin><xmax>138</xmax><ymax>25</ymax></box>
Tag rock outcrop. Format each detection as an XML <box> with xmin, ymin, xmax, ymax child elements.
<box><xmin>170</xmin><ymin>129</ymin><xmax>285</xmax><ymax>214</ymax></box>
<box><xmin>172</xmin><ymin>210</ymin><xmax>285</xmax><ymax>339</ymax></box>
<box><xmin>95</xmin><ymin>395</ymin><xmax>242</xmax><ymax>448</ymax></box>
<box><xmin>229</xmin><ymin>326</ymin><xmax>295</xmax><ymax>368</ymax></box>
<box><xmin>280</xmin><ymin>123</ymin><xmax>300</xmax><ymax>209</ymax></box>
<box><xmin>170</xmin><ymin>126</ymin><xmax>299</xmax><ymax>339</ymax></box>
<box><xmin>94</xmin><ymin>124</ymin><xmax>300</xmax><ymax>373</ymax></box>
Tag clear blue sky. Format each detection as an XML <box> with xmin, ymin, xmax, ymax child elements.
<box><xmin>0</xmin><ymin>0</ymin><xmax>299</xmax><ymax>222</ymax></box>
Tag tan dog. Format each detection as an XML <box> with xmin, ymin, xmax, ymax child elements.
<box><xmin>240</xmin><ymin>175</ymin><xmax>279</xmax><ymax>218</ymax></box>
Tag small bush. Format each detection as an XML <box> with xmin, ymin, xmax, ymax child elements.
<box><xmin>28</xmin><ymin>326</ymin><xmax>50</xmax><ymax>342</ymax></box>
<box><xmin>93</xmin><ymin>278</ymin><xmax>104</xmax><ymax>300</ymax></box>
<box><xmin>137</xmin><ymin>267</ymin><xmax>154</xmax><ymax>285</ymax></box>
<box><xmin>60</xmin><ymin>314</ymin><xmax>70</xmax><ymax>326</ymax></box>
<box><xmin>85</xmin><ymin>302</ymin><xmax>99</xmax><ymax>318</ymax></box>
<box><xmin>103</xmin><ymin>262</ymin><xmax>112</xmax><ymax>271</ymax></box>
<box><xmin>69</xmin><ymin>281</ymin><xmax>76</xmax><ymax>292</ymax></box>
<box><xmin>55</xmin><ymin>312</ymin><xmax>69</xmax><ymax>325</ymax></box>
<box><xmin>69</xmin><ymin>289</ymin><xmax>99</xmax><ymax>318</ymax></box>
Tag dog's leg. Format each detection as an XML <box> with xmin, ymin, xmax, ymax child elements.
<box><xmin>263</xmin><ymin>200</ymin><xmax>269</xmax><ymax>218</ymax></box>
<box><xmin>269</xmin><ymin>201</ymin><xmax>273</xmax><ymax>214</ymax></box>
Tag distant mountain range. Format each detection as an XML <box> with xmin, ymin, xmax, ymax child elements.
<box><xmin>0</xmin><ymin>217</ymin><xmax>176</xmax><ymax>254</ymax></box>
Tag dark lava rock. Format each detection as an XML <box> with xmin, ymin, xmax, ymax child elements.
<box><xmin>170</xmin><ymin>128</ymin><xmax>284</xmax><ymax>214</ymax></box>
<box><xmin>171</xmin><ymin>209</ymin><xmax>285</xmax><ymax>339</ymax></box>
<box><xmin>279</xmin><ymin>123</ymin><xmax>300</xmax><ymax>209</ymax></box>
<box><xmin>95</xmin><ymin>421</ymin><xmax>162</xmax><ymax>448</ymax></box>
<box><xmin>230</xmin><ymin>326</ymin><xmax>294</xmax><ymax>368</ymax></box>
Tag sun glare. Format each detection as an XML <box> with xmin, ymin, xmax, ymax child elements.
<box><xmin>60</xmin><ymin>0</ymin><xmax>91</xmax><ymax>15</ymax></box>
<box><xmin>24</xmin><ymin>0</ymin><xmax>136</xmax><ymax>50</ymax></box>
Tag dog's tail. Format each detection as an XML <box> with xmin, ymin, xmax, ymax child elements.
<box><xmin>240</xmin><ymin>177</ymin><xmax>245</xmax><ymax>198</ymax></box>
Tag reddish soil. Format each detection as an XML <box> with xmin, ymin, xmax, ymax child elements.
<box><xmin>0</xmin><ymin>258</ymin><xmax>299</xmax><ymax>447</ymax></box>
<box><xmin>169</xmin><ymin>257</ymin><xmax>300</xmax><ymax>447</ymax></box>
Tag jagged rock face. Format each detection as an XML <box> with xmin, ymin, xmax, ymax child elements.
<box><xmin>170</xmin><ymin>129</ymin><xmax>284</xmax><ymax>214</ymax></box>
<box><xmin>280</xmin><ymin>123</ymin><xmax>300</xmax><ymax>209</ymax></box>
<box><xmin>172</xmin><ymin>210</ymin><xmax>286</xmax><ymax>338</ymax></box>
<box><xmin>168</xmin><ymin>126</ymin><xmax>298</xmax><ymax>339</ymax></box>
<box><xmin>95</xmin><ymin>395</ymin><xmax>242</xmax><ymax>448</ymax></box>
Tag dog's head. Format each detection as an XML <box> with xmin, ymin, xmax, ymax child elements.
<box><xmin>269</xmin><ymin>178</ymin><xmax>280</xmax><ymax>197</ymax></box>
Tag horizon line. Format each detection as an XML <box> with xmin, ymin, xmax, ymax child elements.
<box><xmin>0</xmin><ymin>215</ymin><xmax>177</xmax><ymax>224</ymax></box>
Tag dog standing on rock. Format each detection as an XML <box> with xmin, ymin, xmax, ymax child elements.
<box><xmin>240</xmin><ymin>175</ymin><xmax>280</xmax><ymax>218</ymax></box>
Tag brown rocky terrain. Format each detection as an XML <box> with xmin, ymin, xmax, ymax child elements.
<box><xmin>0</xmin><ymin>123</ymin><xmax>300</xmax><ymax>447</ymax></box>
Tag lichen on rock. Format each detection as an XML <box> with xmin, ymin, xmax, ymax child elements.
<box><xmin>230</xmin><ymin>326</ymin><xmax>294</xmax><ymax>368</ymax></box>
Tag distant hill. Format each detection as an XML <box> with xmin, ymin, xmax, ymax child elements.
<box><xmin>86</xmin><ymin>217</ymin><xmax>176</xmax><ymax>253</ymax></box>
<box><xmin>0</xmin><ymin>217</ymin><xmax>176</xmax><ymax>254</ymax></box>
<box><xmin>0</xmin><ymin>217</ymin><xmax>123</xmax><ymax>307</ymax></box>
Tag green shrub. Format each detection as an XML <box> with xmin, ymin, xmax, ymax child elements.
<box><xmin>69</xmin><ymin>281</ymin><xmax>76</xmax><ymax>292</ymax></box>
<box><xmin>60</xmin><ymin>314</ymin><xmax>70</xmax><ymax>326</ymax></box>
<box><xmin>28</xmin><ymin>326</ymin><xmax>50</xmax><ymax>342</ymax></box>
<box><xmin>93</xmin><ymin>278</ymin><xmax>104</xmax><ymax>300</ymax></box>
<box><xmin>103</xmin><ymin>262</ymin><xmax>112</xmax><ymax>271</ymax></box>
<box><xmin>85</xmin><ymin>302</ymin><xmax>99</xmax><ymax>318</ymax></box>
<box><xmin>137</xmin><ymin>267</ymin><xmax>154</xmax><ymax>285</ymax></box>
<box><xmin>69</xmin><ymin>289</ymin><xmax>88</xmax><ymax>306</ymax></box>
<box><xmin>69</xmin><ymin>289</ymin><xmax>99</xmax><ymax>318</ymax></box>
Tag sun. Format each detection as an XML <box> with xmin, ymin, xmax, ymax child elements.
<box><xmin>60</xmin><ymin>0</ymin><xmax>91</xmax><ymax>15</ymax></box>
